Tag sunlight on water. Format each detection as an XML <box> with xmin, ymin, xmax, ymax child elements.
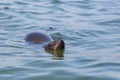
<box><xmin>0</xmin><ymin>0</ymin><xmax>120</xmax><ymax>80</ymax></box>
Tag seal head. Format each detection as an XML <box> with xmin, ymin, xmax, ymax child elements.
<box><xmin>44</xmin><ymin>40</ymin><xmax>65</xmax><ymax>57</ymax></box>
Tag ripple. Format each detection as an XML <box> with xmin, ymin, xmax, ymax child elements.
<box><xmin>96</xmin><ymin>18</ymin><xmax>120</xmax><ymax>26</ymax></box>
<box><xmin>14</xmin><ymin>1</ymin><xmax>29</xmax><ymax>5</ymax></box>
<box><xmin>0</xmin><ymin>12</ymin><xmax>12</xmax><ymax>19</ymax></box>
<box><xmin>0</xmin><ymin>2</ymin><xmax>12</xmax><ymax>6</ymax></box>
<box><xmin>85</xmin><ymin>62</ymin><xmax>120</xmax><ymax>68</ymax></box>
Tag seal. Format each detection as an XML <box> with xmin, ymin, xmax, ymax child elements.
<box><xmin>25</xmin><ymin>32</ymin><xmax>65</xmax><ymax>57</ymax></box>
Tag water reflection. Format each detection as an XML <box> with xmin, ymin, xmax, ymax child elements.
<box><xmin>46</xmin><ymin>49</ymin><xmax>64</xmax><ymax>57</ymax></box>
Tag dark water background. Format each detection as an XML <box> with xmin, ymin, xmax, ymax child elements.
<box><xmin>0</xmin><ymin>0</ymin><xmax>120</xmax><ymax>80</ymax></box>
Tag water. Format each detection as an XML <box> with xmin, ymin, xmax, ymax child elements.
<box><xmin>0</xmin><ymin>0</ymin><xmax>120</xmax><ymax>80</ymax></box>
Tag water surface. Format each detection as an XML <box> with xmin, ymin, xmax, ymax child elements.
<box><xmin>0</xmin><ymin>0</ymin><xmax>120</xmax><ymax>80</ymax></box>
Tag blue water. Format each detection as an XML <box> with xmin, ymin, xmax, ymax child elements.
<box><xmin>0</xmin><ymin>0</ymin><xmax>120</xmax><ymax>80</ymax></box>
